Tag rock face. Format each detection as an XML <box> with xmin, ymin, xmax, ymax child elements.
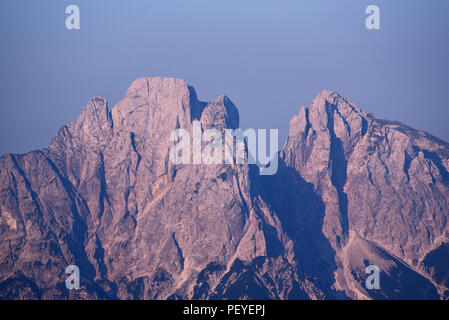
<box><xmin>0</xmin><ymin>78</ymin><xmax>448</xmax><ymax>299</ymax></box>
<box><xmin>278</xmin><ymin>90</ymin><xmax>449</xmax><ymax>299</ymax></box>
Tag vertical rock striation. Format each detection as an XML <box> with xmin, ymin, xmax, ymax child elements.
<box><xmin>0</xmin><ymin>79</ymin><xmax>448</xmax><ymax>299</ymax></box>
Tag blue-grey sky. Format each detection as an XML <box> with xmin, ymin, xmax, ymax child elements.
<box><xmin>1</xmin><ymin>0</ymin><xmax>448</xmax><ymax>156</ymax></box>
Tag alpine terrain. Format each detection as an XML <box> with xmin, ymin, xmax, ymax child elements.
<box><xmin>0</xmin><ymin>77</ymin><xmax>448</xmax><ymax>299</ymax></box>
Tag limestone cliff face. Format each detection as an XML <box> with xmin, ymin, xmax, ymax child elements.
<box><xmin>0</xmin><ymin>77</ymin><xmax>317</xmax><ymax>299</ymax></box>
<box><xmin>280</xmin><ymin>90</ymin><xmax>449</xmax><ymax>299</ymax></box>
<box><xmin>0</xmin><ymin>78</ymin><xmax>448</xmax><ymax>299</ymax></box>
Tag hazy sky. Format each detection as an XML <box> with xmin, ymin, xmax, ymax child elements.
<box><xmin>1</xmin><ymin>0</ymin><xmax>448</xmax><ymax>156</ymax></box>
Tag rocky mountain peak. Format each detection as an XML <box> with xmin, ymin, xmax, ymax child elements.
<box><xmin>74</xmin><ymin>96</ymin><xmax>113</xmax><ymax>143</ymax></box>
<box><xmin>288</xmin><ymin>90</ymin><xmax>367</xmax><ymax>144</ymax></box>
<box><xmin>1</xmin><ymin>79</ymin><xmax>449</xmax><ymax>300</ymax></box>
<box><xmin>125</xmin><ymin>77</ymin><xmax>189</xmax><ymax>96</ymax></box>
<box><xmin>200</xmin><ymin>95</ymin><xmax>239</xmax><ymax>130</ymax></box>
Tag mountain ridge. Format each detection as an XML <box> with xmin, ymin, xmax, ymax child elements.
<box><xmin>0</xmin><ymin>77</ymin><xmax>448</xmax><ymax>299</ymax></box>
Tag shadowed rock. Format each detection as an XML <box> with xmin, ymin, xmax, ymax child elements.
<box><xmin>0</xmin><ymin>79</ymin><xmax>448</xmax><ymax>299</ymax></box>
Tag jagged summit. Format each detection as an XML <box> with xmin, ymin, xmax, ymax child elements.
<box><xmin>1</xmin><ymin>79</ymin><xmax>448</xmax><ymax>300</ymax></box>
<box><xmin>126</xmin><ymin>77</ymin><xmax>189</xmax><ymax>94</ymax></box>
<box><xmin>311</xmin><ymin>89</ymin><xmax>360</xmax><ymax>108</ymax></box>
<box><xmin>288</xmin><ymin>89</ymin><xmax>367</xmax><ymax>141</ymax></box>
<box><xmin>282</xmin><ymin>87</ymin><xmax>449</xmax><ymax>298</ymax></box>
<box><xmin>313</xmin><ymin>89</ymin><xmax>343</xmax><ymax>103</ymax></box>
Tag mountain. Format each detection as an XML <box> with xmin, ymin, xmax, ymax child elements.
<box><xmin>266</xmin><ymin>90</ymin><xmax>449</xmax><ymax>299</ymax></box>
<box><xmin>0</xmin><ymin>77</ymin><xmax>448</xmax><ymax>299</ymax></box>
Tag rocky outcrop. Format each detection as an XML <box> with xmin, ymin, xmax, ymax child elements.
<box><xmin>280</xmin><ymin>89</ymin><xmax>449</xmax><ymax>299</ymax></box>
<box><xmin>0</xmin><ymin>78</ymin><xmax>448</xmax><ymax>299</ymax></box>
